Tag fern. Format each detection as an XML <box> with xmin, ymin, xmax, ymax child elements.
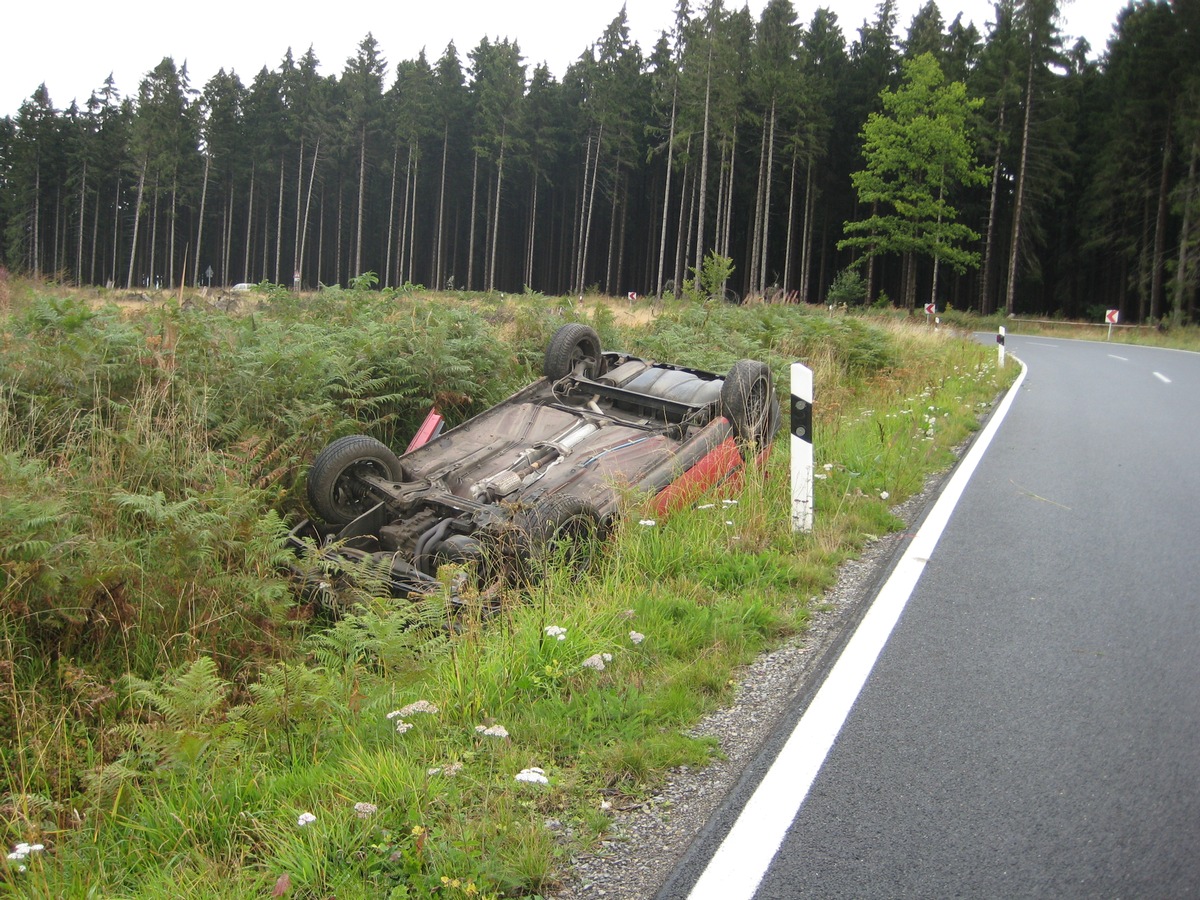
<box><xmin>230</xmin><ymin>661</ymin><xmax>349</xmax><ymax>760</ymax></box>
<box><xmin>306</xmin><ymin>591</ymin><xmax>451</xmax><ymax>677</ymax></box>
<box><xmin>122</xmin><ymin>656</ymin><xmax>229</xmax><ymax>732</ymax></box>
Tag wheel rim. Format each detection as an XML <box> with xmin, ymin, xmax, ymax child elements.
<box><xmin>571</xmin><ymin>342</ymin><xmax>599</xmax><ymax>377</ymax></box>
<box><xmin>331</xmin><ymin>458</ymin><xmax>392</xmax><ymax>518</ymax></box>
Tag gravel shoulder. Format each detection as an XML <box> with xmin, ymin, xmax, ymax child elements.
<box><xmin>550</xmin><ymin>478</ymin><xmax>942</xmax><ymax>900</ymax></box>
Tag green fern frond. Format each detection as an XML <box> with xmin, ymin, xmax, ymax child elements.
<box><xmin>121</xmin><ymin>656</ymin><xmax>229</xmax><ymax>731</ymax></box>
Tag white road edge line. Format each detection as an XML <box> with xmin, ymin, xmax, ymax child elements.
<box><xmin>686</xmin><ymin>359</ymin><xmax>1030</xmax><ymax>900</ymax></box>
<box><xmin>1154</xmin><ymin>372</ymin><xmax>1171</xmax><ymax>384</ymax></box>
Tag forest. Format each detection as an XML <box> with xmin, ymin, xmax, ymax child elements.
<box><xmin>0</xmin><ymin>0</ymin><xmax>1197</xmax><ymax>324</ymax></box>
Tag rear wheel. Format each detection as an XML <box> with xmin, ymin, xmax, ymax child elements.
<box><xmin>719</xmin><ymin>360</ymin><xmax>780</xmax><ymax>448</ymax></box>
<box><xmin>544</xmin><ymin>324</ymin><xmax>604</xmax><ymax>380</ymax></box>
<box><xmin>307</xmin><ymin>435</ymin><xmax>405</xmax><ymax>525</ymax></box>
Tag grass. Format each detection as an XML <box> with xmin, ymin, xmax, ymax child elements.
<box><xmin>0</xmin><ymin>279</ymin><xmax>1019</xmax><ymax>898</ymax></box>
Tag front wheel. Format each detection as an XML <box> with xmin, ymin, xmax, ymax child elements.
<box><xmin>516</xmin><ymin>494</ymin><xmax>605</xmax><ymax>576</ymax></box>
<box><xmin>307</xmin><ymin>435</ymin><xmax>405</xmax><ymax>525</ymax></box>
<box><xmin>719</xmin><ymin>360</ymin><xmax>780</xmax><ymax>448</ymax></box>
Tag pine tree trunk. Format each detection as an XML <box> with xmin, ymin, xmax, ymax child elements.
<box><xmin>299</xmin><ymin>137</ymin><xmax>320</xmax><ymax>289</ymax></box>
<box><xmin>694</xmin><ymin>43</ymin><xmax>714</xmax><ymax>269</ymax></box>
<box><xmin>1173</xmin><ymin>139</ymin><xmax>1197</xmax><ymax>329</ymax></box>
<box><xmin>125</xmin><ymin>160</ymin><xmax>147</xmax><ymax>289</ymax></box>
<box><xmin>616</xmin><ymin>178</ymin><xmax>628</xmax><ymax>293</ymax></box>
<box><xmin>1005</xmin><ymin>58</ymin><xmax>1035</xmax><ymax>317</ymax></box>
<box><xmin>676</xmin><ymin>156</ymin><xmax>694</xmax><ymax>296</ymax></box>
<box><xmin>656</xmin><ymin>86</ymin><xmax>678</xmax><ymax>299</ymax></box>
<box><xmin>407</xmin><ymin>149</ymin><xmax>419</xmax><ymax>285</ymax></box>
<box><xmin>353</xmin><ymin>130</ymin><xmax>365</xmax><ymax>279</ymax></box>
<box><xmin>89</xmin><ymin>183</ymin><xmax>100</xmax><ymax>284</ymax></box>
<box><xmin>293</xmin><ymin>140</ymin><xmax>305</xmax><ymax>288</ymax></box>
<box><xmin>981</xmin><ymin>104</ymin><xmax>1005</xmax><ymax>314</ymax></box>
<box><xmin>605</xmin><ymin>159</ymin><xmax>621</xmax><ymax>293</ymax></box>
<box><xmin>488</xmin><ymin>136</ymin><xmax>506</xmax><ymax>292</ymax></box>
<box><xmin>386</xmin><ymin>142</ymin><xmax>399</xmax><ymax>288</ymax></box>
<box><xmin>222</xmin><ymin>187</ymin><xmax>233</xmax><ymax>285</ymax></box>
<box><xmin>30</xmin><ymin>161</ymin><xmax>40</xmax><ymax>277</ymax></box>
<box><xmin>760</xmin><ymin>103</ymin><xmax>777</xmax><ymax>295</ymax></box>
<box><xmin>52</xmin><ymin>185</ymin><xmax>60</xmax><ymax>277</ymax></box>
<box><xmin>721</xmin><ymin>137</ymin><xmax>737</xmax><ymax>295</ymax></box>
<box><xmin>261</xmin><ymin>181</ymin><xmax>270</xmax><ymax>280</ymax></box>
<box><xmin>75</xmin><ymin>158</ymin><xmax>87</xmax><ymax>285</ymax></box>
<box><xmin>526</xmin><ymin>175</ymin><xmax>539</xmax><ymax>288</ymax></box>
<box><xmin>275</xmin><ymin>156</ymin><xmax>285</xmax><ymax>285</ymax></box>
<box><xmin>800</xmin><ymin>158</ymin><xmax>815</xmax><ymax>302</ymax></box>
<box><xmin>749</xmin><ymin>119</ymin><xmax>767</xmax><ymax>293</ymax></box>
<box><xmin>435</xmin><ymin>124</ymin><xmax>449</xmax><ymax>288</ymax></box>
<box><xmin>573</xmin><ymin>135</ymin><xmax>593</xmax><ymax>294</ymax></box>
<box><xmin>194</xmin><ymin>155</ymin><xmax>210</xmax><ymax>286</ymax></box>
<box><xmin>399</xmin><ymin>144</ymin><xmax>412</xmax><ymax>285</ymax></box>
<box><xmin>578</xmin><ymin>126</ymin><xmax>604</xmax><ymax>295</ymax></box>
<box><xmin>782</xmin><ymin>153</ymin><xmax>797</xmax><ymax>296</ymax></box>
<box><xmin>110</xmin><ymin>178</ymin><xmax>121</xmax><ymax>286</ymax></box>
<box><xmin>468</xmin><ymin>151</ymin><xmax>480</xmax><ymax>290</ymax></box>
<box><xmin>244</xmin><ymin>163</ymin><xmax>256</xmax><ymax>283</ymax></box>
<box><xmin>335</xmin><ymin>181</ymin><xmax>344</xmax><ymax>287</ymax></box>
<box><xmin>149</xmin><ymin>179</ymin><xmax>160</xmax><ymax>288</ymax></box>
<box><xmin>169</xmin><ymin>177</ymin><xmax>178</xmax><ymax>287</ymax></box>
<box><xmin>1150</xmin><ymin>126</ymin><xmax>1173</xmax><ymax>322</ymax></box>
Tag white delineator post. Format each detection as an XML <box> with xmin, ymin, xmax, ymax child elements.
<box><xmin>791</xmin><ymin>362</ymin><xmax>814</xmax><ymax>533</ymax></box>
<box><xmin>997</xmin><ymin>325</ymin><xmax>1006</xmax><ymax>367</ymax></box>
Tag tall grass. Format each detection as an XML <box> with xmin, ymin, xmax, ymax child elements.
<box><xmin>1</xmin><ymin>281</ymin><xmax>1014</xmax><ymax>897</ymax></box>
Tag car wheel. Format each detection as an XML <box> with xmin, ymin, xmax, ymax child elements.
<box><xmin>544</xmin><ymin>323</ymin><xmax>604</xmax><ymax>380</ymax></box>
<box><xmin>307</xmin><ymin>435</ymin><xmax>405</xmax><ymax>525</ymax></box>
<box><xmin>719</xmin><ymin>360</ymin><xmax>780</xmax><ymax>448</ymax></box>
<box><xmin>518</xmin><ymin>494</ymin><xmax>604</xmax><ymax>574</ymax></box>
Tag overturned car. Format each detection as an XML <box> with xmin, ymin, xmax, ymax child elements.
<box><xmin>289</xmin><ymin>324</ymin><xmax>780</xmax><ymax>600</ymax></box>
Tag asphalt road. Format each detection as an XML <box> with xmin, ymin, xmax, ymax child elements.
<box><xmin>659</xmin><ymin>335</ymin><xmax>1200</xmax><ymax>899</ymax></box>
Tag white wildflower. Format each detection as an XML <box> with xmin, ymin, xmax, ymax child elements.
<box><xmin>394</xmin><ymin>719</ymin><xmax>414</xmax><ymax>734</ymax></box>
<box><xmin>696</xmin><ymin>503</ymin><xmax>715</xmax><ymax>509</ymax></box>
<box><xmin>638</xmin><ymin>519</ymin><xmax>656</xmax><ymax>527</ymax></box>
<box><xmin>398</xmin><ymin>700</ymin><xmax>440</xmax><ymax>715</ymax></box>
<box><xmin>880</xmin><ymin>491</ymin><xmax>890</xmax><ymax>500</ymax></box>
<box><xmin>602</xmin><ymin>653</ymin><xmax>613</xmax><ymax>662</ymax></box>
<box><xmin>544</xmin><ymin>625</ymin><xmax>567</xmax><ymax>640</ymax></box>
<box><xmin>629</xmin><ymin>631</ymin><xmax>645</xmax><ymax>645</ymax></box>
<box><xmin>721</xmin><ymin>499</ymin><xmax>738</xmax><ymax>506</ymax></box>
<box><xmin>582</xmin><ymin>654</ymin><xmax>606</xmax><ymax>671</ymax></box>
<box><xmin>297</xmin><ymin>812</ymin><xmax>317</xmax><ymax>827</ymax></box>
<box><xmin>8</xmin><ymin>842</ymin><xmax>44</xmax><ymax>861</ymax></box>
<box><xmin>354</xmin><ymin>802</ymin><xmax>378</xmax><ymax>819</ymax></box>
<box><xmin>475</xmin><ymin>724</ymin><xmax>510</xmax><ymax>738</ymax></box>
<box><xmin>515</xmin><ymin>767</ymin><xmax>550</xmax><ymax>785</ymax></box>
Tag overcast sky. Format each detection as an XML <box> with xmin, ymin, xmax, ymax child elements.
<box><xmin>2</xmin><ymin>0</ymin><xmax>1129</xmax><ymax>118</ymax></box>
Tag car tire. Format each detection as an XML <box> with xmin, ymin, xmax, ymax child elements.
<box><xmin>307</xmin><ymin>435</ymin><xmax>406</xmax><ymax>525</ymax></box>
<box><xmin>544</xmin><ymin>323</ymin><xmax>604</xmax><ymax>380</ymax></box>
<box><xmin>518</xmin><ymin>494</ymin><xmax>604</xmax><ymax>573</ymax></box>
<box><xmin>719</xmin><ymin>359</ymin><xmax>780</xmax><ymax>447</ymax></box>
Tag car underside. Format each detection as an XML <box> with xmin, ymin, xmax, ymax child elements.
<box><xmin>288</xmin><ymin>324</ymin><xmax>780</xmax><ymax>603</ymax></box>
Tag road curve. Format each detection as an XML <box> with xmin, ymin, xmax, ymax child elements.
<box><xmin>659</xmin><ymin>336</ymin><xmax>1200</xmax><ymax>899</ymax></box>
